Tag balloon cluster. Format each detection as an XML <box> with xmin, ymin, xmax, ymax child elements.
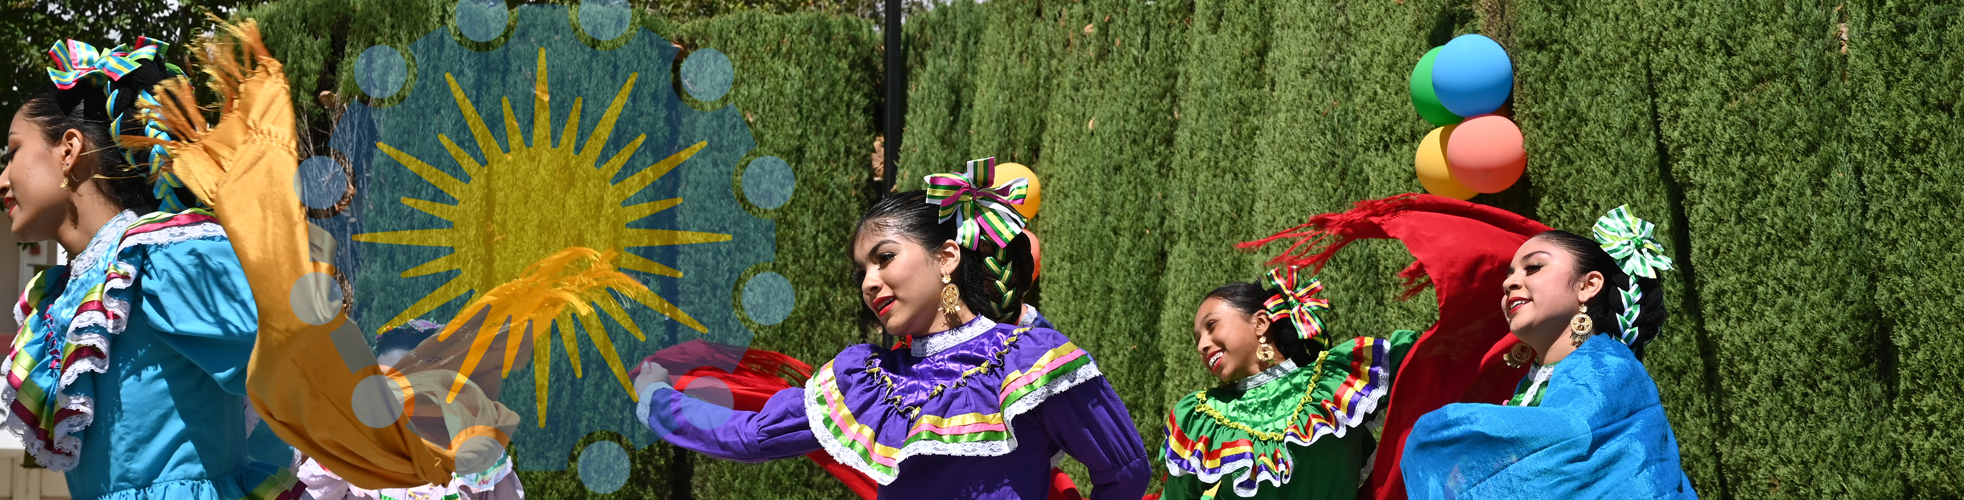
<box><xmin>1409</xmin><ymin>34</ymin><xmax>1525</xmax><ymax>199</ymax></box>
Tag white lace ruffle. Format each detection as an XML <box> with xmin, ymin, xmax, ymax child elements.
<box><xmin>1233</xmin><ymin>359</ymin><xmax>1300</xmax><ymax>392</ymax></box>
<box><xmin>806</xmin><ymin>357</ymin><xmax>1107</xmax><ymax>486</ymax></box>
<box><xmin>115</xmin><ymin>219</ymin><xmax>227</xmax><ymax>253</ymax></box>
<box><xmin>911</xmin><ymin>316</ymin><xmax>999</xmax><ymax>357</ymax></box>
<box><xmin>67</xmin><ymin>211</ymin><xmax>137</xmax><ymax>281</ymax></box>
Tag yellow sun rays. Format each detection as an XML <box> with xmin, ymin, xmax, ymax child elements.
<box><xmin>354</xmin><ymin>48</ymin><xmax>732</xmax><ymax>424</ymax></box>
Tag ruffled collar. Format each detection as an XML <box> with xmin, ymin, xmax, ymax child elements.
<box><xmin>1233</xmin><ymin>359</ymin><xmax>1300</xmax><ymax>392</ymax></box>
<box><xmin>66</xmin><ymin>210</ymin><xmax>138</xmax><ymax>280</ymax></box>
<box><xmin>806</xmin><ymin>325</ymin><xmax>1104</xmax><ymax>485</ymax></box>
<box><xmin>910</xmin><ymin>315</ymin><xmax>997</xmax><ymax>357</ymax></box>
<box><xmin>1163</xmin><ymin>334</ymin><xmax>1407</xmax><ymax>497</ymax></box>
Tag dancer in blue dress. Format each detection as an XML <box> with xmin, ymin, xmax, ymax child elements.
<box><xmin>1399</xmin><ymin>206</ymin><xmax>1698</xmax><ymax>499</ymax></box>
<box><xmin>0</xmin><ymin>37</ymin><xmax>302</xmax><ymax>499</ymax></box>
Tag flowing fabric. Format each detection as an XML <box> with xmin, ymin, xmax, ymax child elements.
<box><xmin>1237</xmin><ymin>194</ymin><xmax>1552</xmax><ymax>500</ymax></box>
<box><xmin>1400</xmin><ymin>335</ymin><xmax>1697</xmax><ymax>499</ymax></box>
<box><xmin>135</xmin><ymin>20</ymin><xmax>464</xmax><ymax>488</ymax></box>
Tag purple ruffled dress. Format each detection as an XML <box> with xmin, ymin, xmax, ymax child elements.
<box><xmin>637</xmin><ymin>315</ymin><xmax>1149</xmax><ymax>499</ymax></box>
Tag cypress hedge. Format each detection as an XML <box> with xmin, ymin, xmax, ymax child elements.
<box><xmin>1847</xmin><ymin>2</ymin><xmax>1963</xmax><ymax>498</ymax></box>
<box><xmin>1156</xmin><ymin>0</ymin><xmax>1269</xmax><ymax>416</ymax></box>
<box><xmin>1031</xmin><ymin>0</ymin><xmax>1189</xmax><ymax>490</ymax></box>
<box><xmin>1648</xmin><ymin>0</ymin><xmax>1891</xmax><ymax>497</ymax></box>
<box><xmin>668</xmin><ymin>11</ymin><xmax>879</xmax><ymax>500</ymax></box>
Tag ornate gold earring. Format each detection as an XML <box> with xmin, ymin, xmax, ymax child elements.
<box><xmin>939</xmin><ymin>275</ymin><xmax>962</xmax><ymax>315</ymax></box>
<box><xmin>1255</xmin><ymin>335</ymin><xmax>1276</xmax><ymax>365</ymax></box>
<box><xmin>1569</xmin><ymin>305</ymin><xmax>1593</xmax><ymax>347</ymax></box>
<box><xmin>59</xmin><ymin>163</ymin><xmax>72</xmax><ymax>190</ymax></box>
<box><xmin>1504</xmin><ymin>343</ymin><xmax>1534</xmax><ymax>368</ymax></box>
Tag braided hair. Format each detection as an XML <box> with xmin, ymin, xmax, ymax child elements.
<box><xmin>854</xmin><ymin>191</ymin><xmax>1037</xmax><ymax>325</ymax></box>
<box><xmin>1531</xmin><ymin>230</ymin><xmax>1669</xmax><ymax>359</ymax></box>
<box><xmin>18</xmin><ymin>57</ymin><xmax>195</xmax><ymax>212</ymax></box>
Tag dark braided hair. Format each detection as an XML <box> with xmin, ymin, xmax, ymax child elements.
<box><xmin>16</xmin><ymin>58</ymin><xmax>194</xmax><ymax>213</ymax></box>
<box><xmin>854</xmin><ymin>190</ymin><xmax>1036</xmax><ymax>325</ymax></box>
<box><xmin>1201</xmin><ymin>282</ymin><xmax>1318</xmax><ymax>367</ymax></box>
<box><xmin>1532</xmin><ymin>230</ymin><xmax>1669</xmax><ymax>359</ymax></box>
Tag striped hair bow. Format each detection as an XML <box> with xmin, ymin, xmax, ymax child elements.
<box><xmin>1261</xmin><ymin>267</ymin><xmax>1332</xmax><ymax>347</ymax></box>
<box><xmin>1591</xmin><ymin>205</ymin><xmax>1673</xmax><ymax>280</ymax></box>
<box><xmin>46</xmin><ymin>38</ymin><xmax>173</xmax><ymax>89</ymax></box>
<box><xmin>45</xmin><ymin>38</ymin><xmax>196</xmax><ymax>212</ymax></box>
<box><xmin>924</xmin><ymin>157</ymin><xmax>1030</xmax><ymax>251</ymax></box>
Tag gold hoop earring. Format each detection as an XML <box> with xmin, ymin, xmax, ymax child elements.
<box><xmin>1255</xmin><ymin>335</ymin><xmax>1276</xmax><ymax>365</ymax></box>
<box><xmin>1504</xmin><ymin>343</ymin><xmax>1534</xmax><ymax>368</ymax></box>
<box><xmin>1569</xmin><ymin>305</ymin><xmax>1593</xmax><ymax>347</ymax></box>
<box><xmin>939</xmin><ymin>275</ymin><xmax>962</xmax><ymax>315</ymax></box>
<box><xmin>59</xmin><ymin>177</ymin><xmax>71</xmax><ymax>191</ymax></box>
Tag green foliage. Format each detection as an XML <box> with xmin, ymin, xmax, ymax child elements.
<box><xmin>667</xmin><ymin>11</ymin><xmax>879</xmax><ymax>499</ymax></box>
<box><xmin>1034</xmin><ymin>0</ymin><xmax>1188</xmax><ymax>490</ymax></box>
<box><xmin>896</xmin><ymin>0</ymin><xmax>984</xmax><ymax>186</ymax></box>
<box><xmin>1847</xmin><ymin>2</ymin><xmax>1962</xmax><ymax>498</ymax></box>
<box><xmin>1157</xmin><ymin>0</ymin><xmax>1268</xmax><ymax>422</ymax></box>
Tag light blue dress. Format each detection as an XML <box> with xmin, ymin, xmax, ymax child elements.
<box><xmin>2</xmin><ymin>209</ymin><xmax>300</xmax><ymax>500</ymax></box>
<box><xmin>1399</xmin><ymin>334</ymin><xmax>1698</xmax><ymax>499</ymax></box>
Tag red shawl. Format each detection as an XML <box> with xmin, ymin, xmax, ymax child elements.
<box><xmin>1239</xmin><ymin>194</ymin><xmax>1549</xmax><ymax>500</ymax></box>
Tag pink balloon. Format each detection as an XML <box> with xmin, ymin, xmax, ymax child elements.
<box><xmin>1445</xmin><ymin>115</ymin><xmax>1526</xmax><ymax>193</ymax></box>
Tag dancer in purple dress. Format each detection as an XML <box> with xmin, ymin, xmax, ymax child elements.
<box><xmin>632</xmin><ymin>159</ymin><xmax>1149</xmax><ymax>499</ymax></box>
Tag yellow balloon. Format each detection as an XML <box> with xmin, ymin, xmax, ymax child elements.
<box><xmin>992</xmin><ymin>162</ymin><xmax>1042</xmax><ymax>219</ymax></box>
<box><xmin>1415</xmin><ymin>125</ymin><xmax>1477</xmax><ymax>200</ymax></box>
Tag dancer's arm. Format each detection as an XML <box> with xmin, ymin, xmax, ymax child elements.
<box><xmin>1039</xmin><ymin>378</ymin><xmax>1152</xmax><ymax>500</ymax></box>
<box><xmin>140</xmin><ymin>237</ymin><xmax>259</xmax><ymax>395</ymax></box>
<box><xmin>634</xmin><ymin>361</ymin><xmax>820</xmax><ymax>463</ymax></box>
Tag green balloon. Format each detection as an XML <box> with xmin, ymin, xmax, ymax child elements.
<box><xmin>1410</xmin><ymin>47</ymin><xmax>1464</xmax><ymax>127</ymax></box>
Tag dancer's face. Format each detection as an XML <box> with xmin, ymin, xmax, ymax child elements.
<box><xmin>1192</xmin><ymin>297</ymin><xmax>1271</xmax><ymax>384</ymax></box>
<box><xmin>2</xmin><ymin>108</ymin><xmax>80</xmax><ymax>242</ymax></box>
<box><xmin>1503</xmin><ymin>236</ymin><xmax>1603</xmax><ymax>341</ymax></box>
<box><xmin>853</xmin><ymin>225</ymin><xmax>962</xmax><ymax>338</ymax></box>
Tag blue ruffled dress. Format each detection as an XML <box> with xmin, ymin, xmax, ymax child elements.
<box><xmin>1399</xmin><ymin>333</ymin><xmax>1698</xmax><ymax>499</ymax></box>
<box><xmin>2</xmin><ymin>210</ymin><xmax>301</xmax><ymax>500</ymax></box>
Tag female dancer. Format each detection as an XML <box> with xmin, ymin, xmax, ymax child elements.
<box><xmin>0</xmin><ymin>37</ymin><xmax>301</xmax><ymax>498</ymax></box>
<box><xmin>1159</xmin><ymin>269</ymin><xmax>1417</xmax><ymax>499</ymax></box>
<box><xmin>632</xmin><ymin>159</ymin><xmax>1150</xmax><ymax>499</ymax></box>
<box><xmin>1234</xmin><ymin>193</ymin><xmax>1565</xmax><ymax>500</ymax></box>
<box><xmin>1398</xmin><ymin>206</ymin><xmax>1697</xmax><ymax>498</ymax></box>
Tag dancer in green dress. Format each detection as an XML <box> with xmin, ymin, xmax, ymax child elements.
<box><xmin>1160</xmin><ymin>268</ymin><xmax>1416</xmax><ymax>499</ymax></box>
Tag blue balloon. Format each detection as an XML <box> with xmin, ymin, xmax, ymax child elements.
<box><xmin>1430</xmin><ymin>34</ymin><xmax>1513</xmax><ymax>117</ymax></box>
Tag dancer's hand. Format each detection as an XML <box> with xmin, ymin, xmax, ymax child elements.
<box><xmin>633</xmin><ymin>361</ymin><xmax>671</xmax><ymax>397</ymax></box>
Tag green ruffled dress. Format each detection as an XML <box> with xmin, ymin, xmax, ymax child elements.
<box><xmin>1160</xmin><ymin>330</ymin><xmax>1417</xmax><ymax>499</ymax></box>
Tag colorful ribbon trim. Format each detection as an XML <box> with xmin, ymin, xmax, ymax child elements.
<box><xmin>45</xmin><ymin>38</ymin><xmax>196</xmax><ymax>212</ymax></box>
<box><xmin>924</xmin><ymin>157</ymin><xmax>1030</xmax><ymax>251</ymax></box>
<box><xmin>809</xmin><ymin>337</ymin><xmax>1096</xmax><ymax>485</ymax></box>
<box><xmin>1591</xmin><ymin>205</ymin><xmax>1673</xmax><ymax>280</ymax></box>
<box><xmin>1260</xmin><ymin>267</ymin><xmax>1331</xmax><ymax>347</ymax></box>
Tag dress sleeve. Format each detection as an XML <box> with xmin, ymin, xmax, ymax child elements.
<box><xmin>1037</xmin><ymin>378</ymin><xmax>1151</xmax><ymax>500</ymax></box>
<box><xmin>138</xmin><ymin>237</ymin><xmax>260</xmax><ymax>395</ymax></box>
<box><xmin>636</xmin><ymin>382</ymin><xmax>820</xmax><ymax>463</ymax></box>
